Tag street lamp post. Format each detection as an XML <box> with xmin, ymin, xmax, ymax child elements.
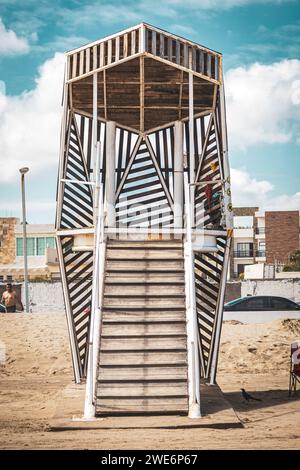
<box><xmin>19</xmin><ymin>167</ymin><xmax>29</xmax><ymax>313</ymax></box>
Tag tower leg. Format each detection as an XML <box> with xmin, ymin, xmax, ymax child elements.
<box><xmin>174</xmin><ymin>121</ymin><xmax>184</xmax><ymax>230</ymax></box>
<box><xmin>106</xmin><ymin>121</ymin><xmax>116</xmax><ymax>228</ymax></box>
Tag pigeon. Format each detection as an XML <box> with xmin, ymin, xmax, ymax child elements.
<box><xmin>241</xmin><ymin>388</ymin><xmax>262</xmax><ymax>402</ymax></box>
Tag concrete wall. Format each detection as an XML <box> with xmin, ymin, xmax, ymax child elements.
<box><xmin>242</xmin><ymin>279</ymin><xmax>300</xmax><ymax>303</ymax></box>
<box><xmin>23</xmin><ymin>281</ymin><xmax>65</xmax><ymax>312</ymax></box>
<box><xmin>225</xmin><ymin>282</ymin><xmax>241</xmax><ymax>303</ymax></box>
<box><xmin>0</xmin><ymin>217</ymin><xmax>18</xmax><ymax>264</ymax></box>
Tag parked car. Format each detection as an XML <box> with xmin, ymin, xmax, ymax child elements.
<box><xmin>224</xmin><ymin>295</ymin><xmax>300</xmax><ymax>311</ymax></box>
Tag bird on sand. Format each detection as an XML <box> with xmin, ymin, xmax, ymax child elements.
<box><xmin>241</xmin><ymin>388</ymin><xmax>262</xmax><ymax>402</ymax></box>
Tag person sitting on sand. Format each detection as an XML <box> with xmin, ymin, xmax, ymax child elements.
<box><xmin>1</xmin><ymin>283</ymin><xmax>24</xmax><ymax>313</ymax></box>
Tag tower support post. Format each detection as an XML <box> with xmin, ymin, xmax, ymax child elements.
<box><xmin>174</xmin><ymin>121</ymin><xmax>184</xmax><ymax>229</ymax></box>
<box><xmin>106</xmin><ymin>121</ymin><xmax>116</xmax><ymax>228</ymax></box>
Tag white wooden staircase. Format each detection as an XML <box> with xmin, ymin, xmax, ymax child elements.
<box><xmin>95</xmin><ymin>239</ymin><xmax>189</xmax><ymax>416</ymax></box>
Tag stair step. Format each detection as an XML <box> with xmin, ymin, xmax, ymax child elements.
<box><xmin>106</xmin><ymin>249</ymin><xmax>183</xmax><ymax>259</ymax></box>
<box><xmin>101</xmin><ymin>322</ymin><xmax>186</xmax><ymax>336</ymax></box>
<box><xmin>98</xmin><ymin>365</ymin><xmax>187</xmax><ymax>380</ymax></box>
<box><xmin>107</xmin><ymin>241</ymin><xmax>183</xmax><ymax>249</ymax></box>
<box><xmin>102</xmin><ymin>310</ymin><xmax>186</xmax><ymax>322</ymax></box>
<box><xmin>103</xmin><ymin>297</ymin><xmax>185</xmax><ymax>308</ymax></box>
<box><xmin>105</xmin><ymin>279</ymin><xmax>185</xmax><ymax>285</ymax></box>
<box><xmin>106</xmin><ymin>260</ymin><xmax>184</xmax><ymax>270</ymax></box>
<box><xmin>104</xmin><ymin>285</ymin><xmax>185</xmax><ymax>296</ymax></box>
<box><xmin>96</xmin><ymin>399</ymin><xmax>188</xmax><ymax>416</ymax></box>
<box><xmin>97</xmin><ymin>381</ymin><xmax>187</xmax><ymax>395</ymax></box>
<box><xmin>105</xmin><ymin>273</ymin><xmax>185</xmax><ymax>282</ymax></box>
<box><xmin>100</xmin><ymin>336</ymin><xmax>187</xmax><ymax>350</ymax></box>
<box><xmin>99</xmin><ymin>351</ymin><xmax>187</xmax><ymax>365</ymax></box>
<box><xmin>103</xmin><ymin>306</ymin><xmax>185</xmax><ymax>311</ymax></box>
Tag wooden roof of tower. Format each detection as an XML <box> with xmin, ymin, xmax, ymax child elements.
<box><xmin>66</xmin><ymin>23</ymin><xmax>222</xmax><ymax>132</ymax></box>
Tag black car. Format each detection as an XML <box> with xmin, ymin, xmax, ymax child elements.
<box><xmin>224</xmin><ymin>295</ymin><xmax>300</xmax><ymax>311</ymax></box>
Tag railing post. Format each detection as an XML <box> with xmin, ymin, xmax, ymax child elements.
<box><xmin>84</xmin><ymin>143</ymin><xmax>105</xmax><ymax>419</ymax></box>
<box><xmin>184</xmin><ymin>173</ymin><xmax>201</xmax><ymax>418</ymax></box>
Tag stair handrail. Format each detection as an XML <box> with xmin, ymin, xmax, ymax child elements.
<box><xmin>84</xmin><ymin>146</ymin><xmax>106</xmax><ymax>419</ymax></box>
<box><xmin>183</xmin><ymin>171</ymin><xmax>201</xmax><ymax>418</ymax></box>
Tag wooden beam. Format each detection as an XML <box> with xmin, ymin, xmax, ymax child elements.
<box><xmin>178</xmin><ymin>70</ymin><xmax>183</xmax><ymax>120</ymax></box>
<box><xmin>103</xmin><ymin>69</ymin><xmax>107</xmax><ymax>120</ymax></box>
<box><xmin>140</xmin><ymin>55</ymin><xmax>144</xmax><ymax>132</ymax></box>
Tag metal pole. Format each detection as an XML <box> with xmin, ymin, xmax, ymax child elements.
<box><xmin>20</xmin><ymin>169</ymin><xmax>29</xmax><ymax>312</ymax></box>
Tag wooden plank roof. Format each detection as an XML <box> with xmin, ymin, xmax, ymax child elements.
<box><xmin>66</xmin><ymin>23</ymin><xmax>222</xmax><ymax>85</ymax></box>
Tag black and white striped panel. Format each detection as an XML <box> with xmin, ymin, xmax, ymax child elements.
<box><xmin>194</xmin><ymin>236</ymin><xmax>226</xmax><ymax>377</ymax></box>
<box><xmin>184</xmin><ymin>115</ymin><xmax>210</xmax><ymax>181</ymax></box>
<box><xmin>74</xmin><ymin>113</ymin><xmax>106</xmax><ymax>184</ymax></box>
<box><xmin>116</xmin><ymin>128</ymin><xmax>139</xmax><ymax>189</ymax></box>
<box><xmin>194</xmin><ymin>118</ymin><xmax>222</xmax><ymax>228</ymax></box>
<box><xmin>60</xmin><ymin>115</ymin><xmax>94</xmax><ymax>229</ymax></box>
<box><xmin>148</xmin><ymin>126</ymin><xmax>174</xmax><ymax>197</ymax></box>
<box><xmin>116</xmin><ymin>139</ymin><xmax>173</xmax><ymax>228</ymax></box>
<box><xmin>60</xmin><ymin>236</ymin><xmax>93</xmax><ymax>376</ymax></box>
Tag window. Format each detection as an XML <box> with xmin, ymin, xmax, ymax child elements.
<box><xmin>46</xmin><ymin>237</ymin><xmax>55</xmax><ymax>249</ymax></box>
<box><xmin>241</xmin><ymin>297</ymin><xmax>267</xmax><ymax>310</ymax></box>
<box><xmin>16</xmin><ymin>237</ymin><xmax>36</xmax><ymax>256</ymax></box>
<box><xmin>27</xmin><ymin>238</ymin><xmax>35</xmax><ymax>256</ymax></box>
<box><xmin>236</xmin><ymin>243</ymin><xmax>253</xmax><ymax>257</ymax></box>
<box><xmin>270</xmin><ymin>297</ymin><xmax>299</xmax><ymax>310</ymax></box>
<box><xmin>237</xmin><ymin>264</ymin><xmax>246</xmax><ymax>275</ymax></box>
<box><xmin>16</xmin><ymin>236</ymin><xmax>55</xmax><ymax>256</ymax></box>
<box><xmin>37</xmin><ymin>237</ymin><xmax>46</xmax><ymax>255</ymax></box>
<box><xmin>259</xmin><ymin>241</ymin><xmax>266</xmax><ymax>250</ymax></box>
<box><xmin>16</xmin><ymin>238</ymin><xmax>23</xmax><ymax>256</ymax></box>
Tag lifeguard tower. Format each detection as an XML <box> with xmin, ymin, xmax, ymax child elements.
<box><xmin>55</xmin><ymin>23</ymin><xmax>233</xmax><ymax>419</ymax></box>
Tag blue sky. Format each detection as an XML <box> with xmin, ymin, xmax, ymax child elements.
<box><xmin>0</xmin><ymin>0</ymin><xmax>299</xmax><ymax>222</ymax></box>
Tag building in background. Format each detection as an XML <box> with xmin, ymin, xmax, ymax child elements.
<box><xmin>0</xmin><ymin>217</ymin><xmax>59</xmax><ymax>282</ymax></box>
<box><xmin>230</xmin><ymin>209</ymin><xmax>300</xmax><ymax>279</ymax></box>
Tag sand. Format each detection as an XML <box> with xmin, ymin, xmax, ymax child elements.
<box><xmin>0</xmin><ymin>312</ymin><xmax>300</xmax><ymax>449</ymax></box>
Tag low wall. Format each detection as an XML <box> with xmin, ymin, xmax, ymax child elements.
<box><xmin>242</xmin><ymin>279</ymin><xmax>300</xmax><ymax>303</ymax></box>
<box><xmin>8</xmin><ymin>278</ymin><xmax>300</xmax><ymax>312</ymax></box>
<box><xmin>23</xmin><ymin>281</ymin><xmax>65</xmax><ymax>312</ymax></box>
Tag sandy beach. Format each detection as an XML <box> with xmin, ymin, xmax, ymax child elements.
<box><xmin>0</xmin><ymin>312</ymin><xmax>299</xmax><ymax>449</ymax></box>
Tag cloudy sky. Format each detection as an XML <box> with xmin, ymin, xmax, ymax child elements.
<box><xmin>0</xmin><ymin>0</ymin><xmax>299</xmax><ymax>223</ymax></box>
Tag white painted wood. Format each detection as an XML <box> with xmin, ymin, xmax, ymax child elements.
<box><xmin>92</xmin><ymin>72</ymin><xmax>97</xmax><ymax>185</ymax></box>
<box><xmin>184</xmin><ymin>172</ymin><xmax>201</xmax><ymax>418</ymax></box>
<box><xmin>219</xmin><ymin>82</ymin><xmax>233</xmax><ymax>229</ymax></box>
<box><xmin>174</xmin><ymin>121</ymin><xmax>184</xmax><ymax>229</ymax></box>
<box><xmin>105</xmin><ymin>121</ymin><xmax>116</xmax><ymax>227</ymax></box>
<box><xmin>102</xmin><ymin>321</ymin><xmax>185</xmax><ymax>336</ymax></box>
<box><xmin>101</xmin><ymin>335</ymin><xmax>187</xmax><ymax>350</ymax></box>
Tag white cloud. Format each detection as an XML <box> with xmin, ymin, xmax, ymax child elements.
<box><xmin>0</xmin><ymin>53</ymin><xmax>65</xmax><ymax>183</ymax></box>
<box><xmin>231</xmin><ymin>168</ymin><xmax>300</xmax><ymax>210</ymax></box>
<box><xmin>0</xmin><ymin>17</ymin><xmax>30</xmax><ymax>56</ymax></box>
<box><xmin>225</xmin><ymin>59</ymin><xmax>300</xmax><ymax>149</ymax></box>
